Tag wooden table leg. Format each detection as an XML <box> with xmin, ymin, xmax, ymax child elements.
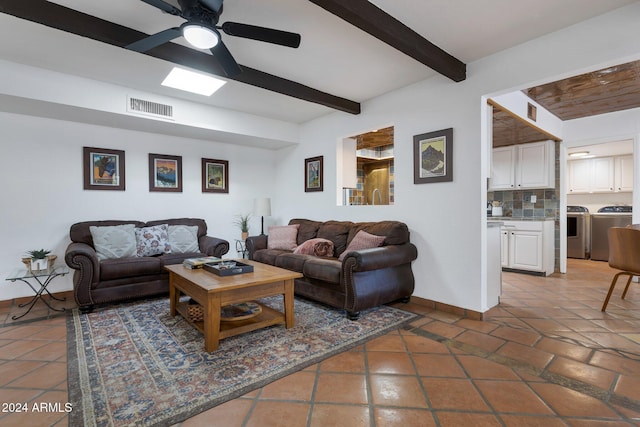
<box><xmin>169</xmin><ymin>273</ymin><xmax>178</xmax><ymax>317</ymax></box>
<box><xmin>204</xmin><ymin>295</ymin><xmax>222</xmax><ymax>352</ymax></box>
<box><xmin>284</xmin><ymin>279</ymin><xmax>295</xmax><ymax>328</ymax></box>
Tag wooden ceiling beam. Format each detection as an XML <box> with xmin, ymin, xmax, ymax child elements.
<box><xmin>0</xmin><ymin>0</ymin><xmax>361</xmax><ymax>115</ymax></box>
<box><xmin>308</xmin><ymin>0</ymin><xmax>466</xmax><ymax>82</ymax></box>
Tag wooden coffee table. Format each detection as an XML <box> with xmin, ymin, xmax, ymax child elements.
<box><xmin>165</xmin><ymin>260</ymin><xmax>302</xmax><ymax>352</ymax></box>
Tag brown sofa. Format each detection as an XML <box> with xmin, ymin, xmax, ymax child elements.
<box><xmin>65</xmin><ymin>218</ymin><xmax>229</xmax><ymax>312</ymax></box>
<box><xmin>246</xmin><ymin>219</ymin><xmax>417</xmax><ymax>319</ymax></box>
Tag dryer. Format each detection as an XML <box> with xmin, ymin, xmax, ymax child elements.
<box><xmin>567</xmin><ymin>206</ymin><xmax>590</xmax><ymax>259</ymax></box>
<box><xmin>590</xmin><ymin>206</ymin><xmax>632</xmax><ymax>261</ymax></box>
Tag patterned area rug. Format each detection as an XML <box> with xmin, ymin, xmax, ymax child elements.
<box><xmin>66</xmin><ymin>296</ymin><xmax>416</xmax><ymax>427</ymax></box>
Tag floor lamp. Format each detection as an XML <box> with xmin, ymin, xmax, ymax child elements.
<box><xmin>254</xmin><ymin>198</ymin><xmax>271</xmax><ymax>235</ymax></box>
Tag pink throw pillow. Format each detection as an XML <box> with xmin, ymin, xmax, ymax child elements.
<box><xmin>338</xmin><ymin>230</ymin><xmax>385</xmax><ymax>261</ymax></box>
<box><xmin>267</xmin><ymin>224</ymin><xmax>300</xmax><ymax>250</ymax></box>
<box><xmin>293</xmin><ymin>238</ymin><xmax>335</xmax><ymax>257</ymax></box>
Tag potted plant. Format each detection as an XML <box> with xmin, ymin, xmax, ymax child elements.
<box><xmin>233</xmin><ymin>214</ymin><xmax>251</xmax><ymax>240</ymax></box>
<box><xmin>25</xmin><ymin>249</ymin><xmax>52</xmax><ymax>272</ymax></box>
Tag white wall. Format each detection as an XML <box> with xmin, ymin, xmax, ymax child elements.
<box><xmin>0</xmin><ymin>112</ymin><xmax>278</xmax><ymax>299</ymax></box>
<box><xmin>271</xmin><ymin>3</ymin><xmax>640</xmax><ymax>312</ymax></box>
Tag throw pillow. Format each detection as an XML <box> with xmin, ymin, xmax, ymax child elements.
<box><xmin>293</xmin><ymin>238</ymin><xmax>335</xmax><ymax>257</ymax></box>
<box><xmin>135</xmin><ymin>224</ymin><xmax>172</xmax><ymax>257</ymax></box>
<box><xmin>89</xmin><ymin>224</ymin><xmax>137</xmax><ymax>261</ymax></box>
<box><xmin>338</xmin><ymin>230</ymin><xmax>386</xmax><ymax>261</ymax></box>
<box><xmin>168</xmin><ymin>225</ymin><xmax>199</xmax><ymax>254</ymax></box>
<box><xmin>267</xmin><ymin>224</ymin><xmax>300</xmax><ymax>251</ymax></box>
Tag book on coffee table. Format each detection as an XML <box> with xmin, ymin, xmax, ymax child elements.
<box><xmin>182</xmin><ymin>256</ymin><xmax>221</xmax><ymax>269</ymax></box>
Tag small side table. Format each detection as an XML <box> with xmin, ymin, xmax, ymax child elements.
<box><xmin>6</xmin><ymin>266</ymin><xmax>70</xmax><ymax>320</ymax></box>
<box><xmin>235</xmin><ymin>239</ymin><xmax>248</xmax><ymax>259</ymax></box>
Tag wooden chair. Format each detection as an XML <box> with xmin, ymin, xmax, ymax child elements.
<box><xmin>601</xmin><ymin>226</ymin><xmax>640</xmax><ymax>311</ymax></box>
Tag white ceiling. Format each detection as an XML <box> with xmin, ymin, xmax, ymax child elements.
<box><xmin>0</xmin><ymin>0</ymin><xmax>637</xmax><ymax>123</ymax></box>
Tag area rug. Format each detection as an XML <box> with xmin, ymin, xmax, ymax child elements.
<box><xmin>66</xmin><ymin>296</ymin><xmax>417</xmax><ymax>427</ymax></box>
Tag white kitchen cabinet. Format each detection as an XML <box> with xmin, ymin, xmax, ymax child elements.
<box><xmin>489</xmin><ymin>141</ymin><xmax>555</xmax><ymax>190</ymax></box>
<box><xmin>499</xmin><ymin>220</ymin><xmax>554</xmax><ymax>276</ymax></box>
<box><xmin>568</xmin><ymin>155</ymin><xmax>630</xmax><ymax>193</ymax></box>
<box><xmin>615</xmin><ymin>155</ymin><xmax>634</xmax><ymax>192</ymax></box>
<box><xmin>591</xmin><ymin>157</ymin><xmax>615</xmax><ymax>192</ymax></box>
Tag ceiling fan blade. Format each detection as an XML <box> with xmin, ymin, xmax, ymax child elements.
<box><xmin>221</xmin><ymin>22</ymin><xmax>301</xmax><ymax>48</ymax></box>
<box><xmin>126</xmin><ymin>27</ymin><xmax>182</xmax><ymax>52</ymax></box>
<box><xmin>211</xmin><ymin>41</ymin><xmax>242</xmax><ymax>77</ymax></box>
<box><xmin>140</xmin><ymin>0</ymin><xmax>182</xmax><ymax>15</ymax></box>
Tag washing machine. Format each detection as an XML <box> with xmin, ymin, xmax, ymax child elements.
<box><xmin>567</xmin><ymin>206</ymin><xmax>590</xmax><ymax>259</ymax></box>
<box><xmin>590</xmin><ymin>206</ymin><xmax>632</xmax><ymax>261</ymax></box>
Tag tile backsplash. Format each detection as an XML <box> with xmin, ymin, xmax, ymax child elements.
<box><xmin>488</xmin><ymin>189</ymin><xmax>558</xmax><ymax>219</ymax></box>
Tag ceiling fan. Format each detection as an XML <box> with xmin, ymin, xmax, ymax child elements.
<box><xmin>126</xmin><ymin>0</ymin><xmax>302</xmax><ymax>77</ymax></box>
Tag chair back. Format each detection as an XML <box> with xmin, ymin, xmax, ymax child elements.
<box><xmin>608</xmin><ymin>227</ymin><xmax>640</xmax><ymax>274</ymax></box>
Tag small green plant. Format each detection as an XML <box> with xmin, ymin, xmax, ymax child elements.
<box><xmin>26</xmin><ymin>249</ymin><xmax>51</xmax><ymax>260</ymax></box>
<box><xmin>233</xmin><ymin>214</ymin><xmax>251</xmax><ymax>233</ymax></box>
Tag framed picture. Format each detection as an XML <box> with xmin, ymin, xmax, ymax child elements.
<box><xmin>202</xmin><ymin>158</ymin><xmax>229</xmax><ymax>193</ymax></box>
<box><xmin>305</xmin><ymin>156</ymin><xmax>323</xmax><ymax>192</ymax></box>
<box><xmin>83</xmin><ymin>147</ymin><xmax>125</xmax><ymax>191</ymax></box>
<box><xmin>413</xmin><ymin>128</ymin><xmax>453</xmax><ymax>184</ymax></box>
<box><xmin>149</xmin><ymin>153</ymin><xmax>182</xmax><ymax>192</ymax></box>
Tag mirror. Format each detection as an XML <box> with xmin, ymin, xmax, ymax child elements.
<box><xmin>340</xmin><ymin>126</ymin><xmax>394</xmax><ymax>205</ymax></box>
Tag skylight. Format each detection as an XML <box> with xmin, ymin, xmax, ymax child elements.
<box><xmin>161</xmin><ymin>67</ymin><xmax>226</xmax><ymax>96</ymax></box>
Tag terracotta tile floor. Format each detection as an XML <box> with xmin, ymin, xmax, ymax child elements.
<box><xmin>1</xmin><ymin>259</ymin><xmax>640</xmax><ymax>426</ymax></box>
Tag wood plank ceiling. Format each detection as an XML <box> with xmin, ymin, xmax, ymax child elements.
<box><xmin>525</xmin><ymin>60</ymin><xmax>640</xmax><ymax>121</ymax></box>
<box><xmin>493</xmin><ymin>59</ymin><xmax>640</xmax><ymax>147</ymax></box>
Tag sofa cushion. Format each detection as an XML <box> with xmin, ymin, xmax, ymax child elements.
<box><xmin>100</xmin><ymin>256</ymin><xmax>163</xmax><ymax>281</ymax></box>
<box><xmin>160</xmin><ymin>252</ymin><xmax>204</xmax><ymax>266</ymax></box>
<box><xmin>168</xmin><ymin>225</ymin><xmax>199</xmax><ymax>253</ymax></box>
<box><xmin>135</xmin><ymin>224</ymin><xmax>171</xmax><ymax>257</ymax></box>
<box><xmin>275</xmin><ymin>253</ymin><xmax>314</xmax><ymax>273</ymax></box>
<box><xmin>317</xmin><ymin>221</ymin><xmax>353</xmax><ymax>257</ymax></box>
<box><xmin>303</xmin><ymin>258</ymin><xmax>341</xmax><ymax>284</ymax></box>
<box><xmin>348</xmin><ymin>221</ymin><xmax>410</xmax><ymax>246</ymax></box>
<box><xmin>339</xmin><ymin>230</ymin><xmax>386</xmax><ymax>261</ymax></box>
<box><xmin>253</xmin><ymin>249</ymin><xmax>290</xmax><ymax>265</ymax></box>
<box><xmin>293</xmin><ymin>238</ymin><xmax>335</xmax><ymax>257</ymax></box>
<box><xmin>267</xmin><ymin>224</ymin><xmax>300</xmax><ymax>250</ymax></box>
<box><xmin>89</xmin><ymin>224</ymin><xmax>138</xmax><ymax>260</ymax></box>
<box><xmin>146</xmin><ymin>218</ymin><xmax>207</xmax><ymax>239</ymax></box>
<box><xmin>289</xmin><ymin>219</ymin><xmax>322</xmax><ymax>245</ymax></box>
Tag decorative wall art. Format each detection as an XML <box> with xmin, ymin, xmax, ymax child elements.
<box><xmin>202</xmin><ymin>158</ymin><xmax>229</xmax><ymax>193</ymax></box>
<box><xmin>149</xmin><ymin>153</ymin><xmax>182</xmax><ymax>192</ymax></box>
<box><xmin>413</xmin><ymin>128</ymin><xmax>453</xmax><ymax>184</ymax></box>
<box><xmin>305</xmin><ymin>156</ymin><xmax>323</xmax><ymax>192</ymax></box>
<box><xmin>83</xmin><ymin>147</ymin><xmax>125</xmax><ymax>191</ymax></box>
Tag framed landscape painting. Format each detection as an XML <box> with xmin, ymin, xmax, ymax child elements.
<box><xmin>83</xmin><ymin>147</ymin><xmax>125</xmax><ymax>191</ymax></box>
<box><xmin>305</xmin><ymin>156</ymin><xmax>323</xmax><ymax>192</ymax></box>
<box><xmin>149</xmin><ymin>153</ymin><xmax>182</xmax><ymax>192</ymax></box>
<box><xmin>413</xmin><ymin>128</ymin><xmax>453</xmax><ymax>184</ymax></box>
<box><xmin>202</xmin><ymin>158</ymin><xmax>229</xmax><ymax>193</ymax></box>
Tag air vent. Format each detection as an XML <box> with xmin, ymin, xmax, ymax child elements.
<box><xmin>127</xmin><ymin>97</ymin><xmax>174</xmax><ymax>119</ymax></box>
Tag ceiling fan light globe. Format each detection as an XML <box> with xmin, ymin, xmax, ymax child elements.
<box><xmin>183</xmin><ymin>24</ymin><xmax>219</xmax><ymax>49</ymax></box>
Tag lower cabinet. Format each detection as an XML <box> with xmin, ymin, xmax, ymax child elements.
<box><xmin>500</xmin><ymin>220</ymin><xmax>554</xmax><ymax>276</ymax></box>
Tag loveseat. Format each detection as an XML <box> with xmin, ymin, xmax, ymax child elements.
<box><xmin>65</xmin><ymin>218</ymin><xmax>229</xmax><ymax>312</ymax></box>
<box><xmin>246</xmin><ymin>219</ymin><xmax>417</xmax><ymax>319</ymax></box>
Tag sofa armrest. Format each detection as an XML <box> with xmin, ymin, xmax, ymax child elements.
<box><xmin>65</xmin><ymin>242</ymin><xmax>100</xmax><ymax>307</ymax></box>
<box><xmin>246</xmin><ymin>235</ymin><xmax>268</xmax><ymax>260</ymax></box>
<box><xmin>199</xmin><ymin>236</ymin><xmax>230</xmax><ymax>258</ymax></box>
<box><xmin>341</xmin><ymin>243</ymin><xmax>418</xmax><ymax>272</ymax></box>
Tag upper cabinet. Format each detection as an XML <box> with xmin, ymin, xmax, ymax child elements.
<box><xmin>489</xmin><ymin>140</ymin><xmax>555</xmax><ymax>190</ymax></box>
<box><xmin>568</xmin><ymin>154</ymin><xmax>632</xmax><ymax>193</ymax></box>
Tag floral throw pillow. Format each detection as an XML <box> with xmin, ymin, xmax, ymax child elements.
<box><xmin>267</xmin><ymin>224</ymin><xmax>300</xmax><ymax>251</ymax></box>
<box><xmin>338</xmin><ymin>230</ymin><xmax>385</xmax><ymax>261</ymax></box>
<box><xmin>293</xmin><ymin>238</ymin><xmax>335</xmax><ymax>257</ymax></box>
<box><xmin>135</xmin><ymin>224</ymin><xmax>172</xmax><ymax>257</ymax></box>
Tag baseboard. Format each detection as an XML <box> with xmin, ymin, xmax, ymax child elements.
<box><xmin>408</xmin><ymin>296</ymin><xmax>484</xmax><ymax>320</ymax></box>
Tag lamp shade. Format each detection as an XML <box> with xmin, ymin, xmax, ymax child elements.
<box><xmin>254</xmin><ymin>198</ymin><xmax>272</xmax><ymax>216</ymax></box>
